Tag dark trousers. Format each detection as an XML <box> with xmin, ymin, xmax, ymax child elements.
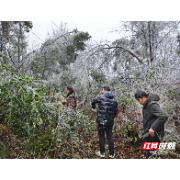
<box><xmin>145</xmin><ymin>133</ymin><xmax>161</xmax><ymax>159</ymax></box>
<box><xmin>98</xmin><ymin>124</ymin><xmax>114</xmax><ymax>156</ymax></box>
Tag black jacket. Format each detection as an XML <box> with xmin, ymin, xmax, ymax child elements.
<box><xmin>92</xmin><ymin>91</ymin><xmax>118</xmax><ymax>125</ymax></box>
<box><xmin>143</xmin><ymin>93</ymin><xmax>168</xmax><ymax>137</ymax></box>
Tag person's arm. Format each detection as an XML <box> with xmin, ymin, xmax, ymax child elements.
<box><xmin>61</xmin><ymin>101</ymin><xmax>67</xmax><ymax>105</ymax></box>
<box><xmin>114</xmin><ymin>101</ymin><xmax>119</xmax><ymax>117</ymax></box>
<box><xmin>53</xmin><ymin>94</ymin><xmax>67</xmax><ymax>107</ymax></box>
<box><xmin>149</xmin><ymin>103</ymin><xmax>168</xmax><ymax>135</ymax></box>
<box><xmin>92</xmin><ymin>95</ymin><xmax>101</xmax><ymax>109</ymax></box>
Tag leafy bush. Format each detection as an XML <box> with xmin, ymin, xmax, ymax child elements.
<box><xmin>0</xmin><ymin>141</ymin><xmax>7</xmax><ymax>158</ymax></box>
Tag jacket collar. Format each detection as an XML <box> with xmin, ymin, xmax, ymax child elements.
<box><xmin>143</xmin><ymin>94</ymin><xmax>149</xmax><ymax>108</ymax></box>
<box><xmin>67</xmin><ymin>90</ymin><xmax>74</xmax><ymax>98</ymax></box>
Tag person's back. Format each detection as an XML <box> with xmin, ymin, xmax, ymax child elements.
<box><xmin>92</xmin><ymin>86</ymin><xmax>118</xmax><ymax>158</ymax></box>
<box><xmin>92</xmin><ymin>90</ymin><xmax>118</xmax><ymax>125</ymax></box>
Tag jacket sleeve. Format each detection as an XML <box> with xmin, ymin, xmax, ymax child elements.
<box><xmin>92</xmin><ymin>95</ymin><xmax>101</xmax><ymax>109</ymax></box>
<box><xmin>150</xmin><ymin>103</ymin><xmax>168</xmax><ymax>132</ymax></box>
<box><xmin>61</xmin><ymin>100</ymin><xmax>67</xmax><ymax>105</ymax></box>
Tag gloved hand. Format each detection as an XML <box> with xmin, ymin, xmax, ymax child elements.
<box><xmin>91</xmin><ymin>108</ymin><xmax>97</xmax><ymax>113</ymax></box>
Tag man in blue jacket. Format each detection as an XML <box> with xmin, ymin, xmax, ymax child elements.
<box><xmin>92</xmin><ymin>86</ymin><xmax>118</xmax><ymax>158</ymax></box>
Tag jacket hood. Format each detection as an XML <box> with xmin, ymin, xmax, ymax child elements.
<box><xmin>144</xmin><ymin>93</ymin><xmax>160</xmax><ymax>106</ymax></box>
<box><xmin>103</xmin><ymin>91</ymin><xmax>115</xmax><ymax>99</ymax></box>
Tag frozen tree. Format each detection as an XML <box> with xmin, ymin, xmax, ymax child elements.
<box><xmin>26</xmin><ymin>22</ymin><xmax>91</xmax><ymax>91</ymax></box>
<box><xmin>0</xmin><ymin>21</ymin><xmax>33</xmax><ymax>71</ymax></box>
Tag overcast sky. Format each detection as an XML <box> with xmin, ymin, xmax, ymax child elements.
<box><xmin>27</xmin><ymin>21</ymin><xmax>121</xmax><ymax>51</ymax></box>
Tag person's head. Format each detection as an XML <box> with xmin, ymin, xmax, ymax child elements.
<box><xmin>66</xmin><ymin>86</ymin><xmax>74</xmax><ymax>94</ymax></box>
<box><xmin>102</xmin><ymin>86</ymin><xmax>111</xmax><ymax>93</ymax></box>
<box><xmin>135</xmin><ymin>90</ymin><xmax>148</xmax><ymax>105</ymax></box>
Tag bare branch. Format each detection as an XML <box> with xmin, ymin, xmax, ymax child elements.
<box><xmin>6</xmin><ymin>49</ymin><xmax>16</xmax><ymax>67</ymax></box>
<box><xmin>102</xmin><ymin>44</ymin><xmax>143</xmax><ymax>64</ymax></box>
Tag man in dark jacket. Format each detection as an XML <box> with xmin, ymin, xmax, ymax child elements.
<box><xmin>135</xmin><ymin>90</ymin><xmax>168</xmax><ymax>159</ymax></box>
<box><xmin>92</xmin><ymin>86</ymin><xmax>118</xmax><ymax>158</ymax></box>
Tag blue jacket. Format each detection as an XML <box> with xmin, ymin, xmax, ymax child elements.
<box><xmin>92</xmin><ymin>91</ymin><xmax>118</xmax><ymax>125</ymax></box>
